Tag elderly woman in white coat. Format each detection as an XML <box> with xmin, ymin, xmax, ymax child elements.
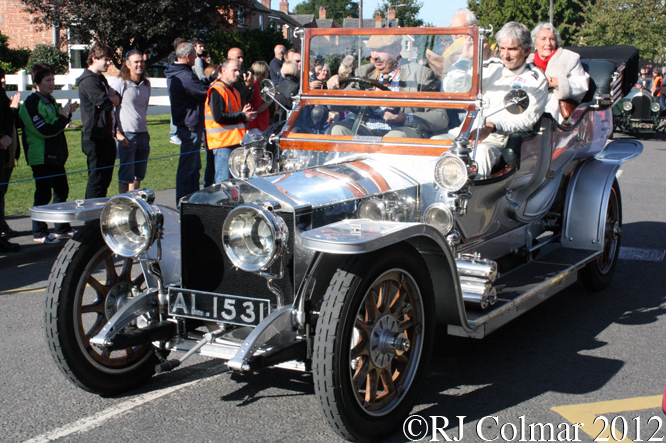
<box><xmin>528</xmin><ymin>22</ymin><xmax>589</xmax><ymax>123</ymax></box>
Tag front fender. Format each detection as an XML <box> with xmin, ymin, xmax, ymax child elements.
<box><xmin>300</xmin><ymin>219</ymin><xmax>473</xmax><ymax>330</ymax></box>
<box><xmin>562</xmin><ymin>139</ymin><xmax>642</xmax><ymax>251</ymax></box>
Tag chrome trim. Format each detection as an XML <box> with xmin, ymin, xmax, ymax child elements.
<box><xmin>90</xmin><ymin>289</ymin><xmax>159</xmax><ymax>348</ymax></box>
<box><xmin>227</xmin><ymin>306</ymin><xmax>296</xmax><ymax>372</ymax></box>
<box><xmin>164</xmin><ymin>335</ymin><xmax>306</xmax><ymax>372</ymax></box>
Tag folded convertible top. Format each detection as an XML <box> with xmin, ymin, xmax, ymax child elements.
<box><xmin>565</xmin><ymin>45</ymin><xmax>639</xmax><ymax>96</ymax></box>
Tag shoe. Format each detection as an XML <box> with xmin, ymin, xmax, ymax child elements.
<box><xmin>1</xmin><ymin>227</ymin><xmax>19</xmax><ymax>238</ymax></box>
<box><xmin>34</xmin><ymin>234</ymin><xmax>61</xmax><ymax>244</ymax></box>
<box><xmin>54</xmin><ymin>229</ymin><xmax>77</xmax><ymax>239</ymax></box>
<box><xmin>170</xmin><ymin>135</ymin><xmax>181</xmax><ymax>145</ymax></box>
<box><xmin>0</xmin><ymin>237</ymin><xmax>20</xmax><ymax>253</ymax></box>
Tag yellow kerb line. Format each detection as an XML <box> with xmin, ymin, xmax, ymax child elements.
<box><xmin>0</xmin><ymin>287</ymin><xmax>47</xmax><ymax>295</ymax></box>
<box><xmin>552</xmin><ymin>395</ymin><xmax>662</xmax><ymax>442</ymax></box>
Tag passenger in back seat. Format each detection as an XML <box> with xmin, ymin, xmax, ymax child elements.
<box><xmin>528</xmin><ymin>22</ymin><xmax>589</xmax><ymax>123</ymax></box>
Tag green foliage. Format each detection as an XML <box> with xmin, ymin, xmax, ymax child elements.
<box><xmin>373</xmin><ymin>0</ymin><xmax>424</xmax><ymax>28</ymax></box>
<box><xmin>578</xmin><ymin>0</ymin><xmax>666</xmax><ymax>61</ymax></box>
<box><xmin>206</xmin><ymin>28</ymin><xmax>290</xmax><ymax>66</ymax></box>
<box><xmin>27</xmin><ymin>44</ymin><xmax>69</xmax><ymax>74</ymax></box>
<box><xmin>292</xmin><ymin>0</ymin><xmax>359</xmax><ymax>25</ymax></box>
<box><xmin>468</xmin><ymin>0</ymin><xmax>587</xmax><ymax>46</ymax></box>
<box><xmin>0</xmin><ymin>32</ymin><xmax>31</xmax><ymax>74</ymax></box>
<box><xmin>19</xmin><ymin>0</ymin><xmax>254</xmax><ymax>68</ymax></box>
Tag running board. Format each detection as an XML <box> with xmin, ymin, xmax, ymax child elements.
<box><xmin>448</xmin><ymin>247</ymin><xmax>601</xmax><ymax>339</ymax></box>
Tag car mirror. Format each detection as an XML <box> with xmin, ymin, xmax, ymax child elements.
<box><xmin>260</xmin><ymin>79</ymin><xmax>277</xmax><ymax>103</ymax></box>
<box><xmin>504</xmin><ymin>89</ymin><xmax>529</xmax><ymax>115</ymax></box>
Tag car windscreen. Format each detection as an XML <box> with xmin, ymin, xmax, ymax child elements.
<box><xmin>303</xmin><ymin>27</ymin><xmax>480</xmax><ymax>99</ymax></box>
<box><xmin>284</xmin><ymin>103</ymin><xmax>468</xmax><ymax>143</ymax></box>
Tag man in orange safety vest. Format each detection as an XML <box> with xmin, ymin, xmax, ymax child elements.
<box><xmin>205</xmin><ymin>58</ymin><xmax>257</xmax><ymax>183</ymax></box>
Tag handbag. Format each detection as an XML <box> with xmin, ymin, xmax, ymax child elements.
<box><xmin>559</xmin><ymin>99</ymin><xmax>578</xmax><ymax>119</ymax></box>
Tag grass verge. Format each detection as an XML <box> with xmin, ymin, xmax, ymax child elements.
<box><xmin>5</xmin><ymin>115</ymin><xmax>204</xmax><ymax>216</ymax></box>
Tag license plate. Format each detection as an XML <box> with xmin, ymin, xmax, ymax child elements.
<box><xmin>168</xmin><ymin>288</ymin><xmax>270</xmax><ymax>326</ymax></box>
<box><xmin>631</xmin><ymin>122</ymin><xmax>654</xmax><ymax>129</ymax></box>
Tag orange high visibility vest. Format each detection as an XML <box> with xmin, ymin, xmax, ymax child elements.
<box><xmin>205</xmin><ymin>81</ymin><xmax>246</xmax><ymax>150</ymax></box>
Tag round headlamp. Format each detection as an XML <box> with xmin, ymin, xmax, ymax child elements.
<box><xmin>100</xmin><ymin>194</ymin><xmax>162</xmax><ymax>257</ymax></box>
<box><xmin>622</xmin><ymin>101</ymin><xmax>633</xmax><ymax>111</ymax></box>
<box><xmin>229</xmin><ymin>148</ymin><xmax>254</xmax><ymax>179</ymax></box>
<box><xmin>357</xmin><ymin>198</ymin><xmax>386</xmax><ymax>220</ymax></box>
<box><xmin>434</xmin><ymin>155</ymin><xmax>468</xmax><ymax>191</ymax></box>
<box><xmin>424</xmin><ymin>203</ymin><xmax>454</xmax><ymax>235</ymax></box>
<box><xmin>222</xmin><ymin>204</ymin><xmax>288</xmax><ymax>272</ymax></box>
<box><xmin>651</xmin><ymin>102</ymin><xmax>661</xmax><ymax>113</ymax></box>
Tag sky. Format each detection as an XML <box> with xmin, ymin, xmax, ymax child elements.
<box><xmin>360</xmin><ymin>0</ymin><xmax>468</xmax><ymax>27</ymax></box>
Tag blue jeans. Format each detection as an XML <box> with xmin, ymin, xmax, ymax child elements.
<box><xmin>117</xmin><ymin>132</ymin><xmax>150</xmax><ymax>184</ymax></box>
<box><xmin>175</xmin><ymin>126</ymin><xmax>203</xmax><ymax>203</ymax></box>
<box><xmin>212</xmin><ymin>148</ymin><xmax>232</xmax><ymax>184</ymax></box>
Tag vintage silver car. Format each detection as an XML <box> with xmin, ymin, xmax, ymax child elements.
<box><xmin>33</xmin><ymin>27</ymin><xmax>642</xmax><ymax>442</ymax></box>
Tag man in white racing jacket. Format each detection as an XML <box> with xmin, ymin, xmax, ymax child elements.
<box><xmin>443</xmin><ymin>22</ymin><xmax>548</xmax><ymax>177</ymax></box>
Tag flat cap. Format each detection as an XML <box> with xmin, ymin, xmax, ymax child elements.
<box><xmin>365</xmin><ymin>35</ymin><xmax>403</xmax><ymax>50</ymax></box>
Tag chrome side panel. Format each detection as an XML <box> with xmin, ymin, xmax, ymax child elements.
<box><xmin>143</xmin><ymin>205</ymin><xmax>181</xmax><ymax>286</ymax></box>
<box><xmin>562</xmin><ymin>139</ymin><xmax>642</xmax><ymax>251</ymax></box>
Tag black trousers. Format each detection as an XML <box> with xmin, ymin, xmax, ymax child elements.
<box><xmin>0</xmin><ymin>163</ymin><xmax>13</xmax><ymax>232</ymax></box>
<box><xmin>31</xmin><ymin>164</ymin><xmax>71</xmax><ymax>238</ymax></box>
<box><xmin>82</xmin><ymin>137</ymin><xmax>116</xmax><ymax>199</ymax></box>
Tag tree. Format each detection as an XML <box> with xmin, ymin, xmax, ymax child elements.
<box><xmin>292</xmin><ymin>0</ymin><xmax>359</xmax><ymax>25</ymax></box>
<box><xmin>20</xmin><ymin>0</ymin><xmax>254</xmax><ymax>68</ymax></box>
<box><xmin>469</xmin><ymin>0</ymin><xmax>588</xmax><ymax>46</ymax></box>
<box><xmin>578</xmin><ymin>0</ymin><xmax>666</xmax><ymax>61</ymax></box>
<box><xmin>0</xmin><ymin>32</ymin><xmax>31</xmax><ymax>74</ymax></box>
<box><xmin>373</xmin><ymin>0</ymin><xmax>424</xmax><ymax>28</ymax></box>
<box><xmin>206</xmin><ymin>27</ymin><xmax>290</xmax><ymax>67</ymax></box>
<box><xmin>27</xmin><ymin>44</ymin><xmax>69</xmax><ymax>74</ymax></box>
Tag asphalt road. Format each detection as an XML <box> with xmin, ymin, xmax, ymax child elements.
<box><xmin>1</xmin><ymin>135</ymin><xmax>665</xmax><ymax>443</ymax></box>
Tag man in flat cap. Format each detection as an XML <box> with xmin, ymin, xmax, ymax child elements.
<box><xmin>328</xmin><ymin>34</ymin><xmax>448</xmax><ymax>138</ymax></box>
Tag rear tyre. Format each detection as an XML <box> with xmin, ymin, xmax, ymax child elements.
<box><xmin>313</xmin><ymin>247</ymin><xmax>435</xmax><ymax>442</ymax></box>
<box><xmin>580</xmin><ymin>179</ymin><xmax>622</xmax><ymax>291</ymax></box>
<box><xmin>45</xmin><ymin>223</ymin><xmax>159</xmax><ymax>395</ymax></box>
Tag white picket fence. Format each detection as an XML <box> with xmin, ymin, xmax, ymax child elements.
<box><xmin>4</xmin><ymin>69</ymin><xmax>171</xmax><ymax>120</ymax></box>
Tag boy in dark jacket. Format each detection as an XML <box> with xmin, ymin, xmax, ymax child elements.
<box><xmin>19</xmin><ymin>63</ymin><xmax>78</xmax><ymax>243</ymax></box>
<box><xmin>75</xmin><ymin>42</ymin><xmax>120</xmax><ymax>199</ymax></box>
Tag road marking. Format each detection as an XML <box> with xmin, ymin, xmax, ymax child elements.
<box><xmin>0</xmin><ymin>287</ymin><xmax>46</xmax><ymax>295</ymax></box>
<box><xmin>552</xmin><ymin>395</ymin><xmax>662</xmax><ymax>442</ymax></box>
<box><xmin>23</xmin><ymin>369</ymin><xmax>227</xmax><ymax>443</ymax></box>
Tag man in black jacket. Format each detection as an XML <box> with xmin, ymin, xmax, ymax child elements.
<box><xmin>165</xmin><ymin>42</ymin><xmax>220</xmax><ymax>203</ymax></box>
<box><xmin>75</xmin><ymin>42</ymin><xmax>120</xmax><ymax>199</ymax></box>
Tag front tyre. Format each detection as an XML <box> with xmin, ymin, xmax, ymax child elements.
<box><xmin>313</xmin><ymin>247</ymin><xmax>435</xmax><ymax>442</ymax></box>
<box><xmin>580</xmin><ymin>179</ymin><xmax>622</xmax><ymax>291</ymax></box>
<box><xmin>45</xmin><ymin>223</ymin><xmax>159</xmax><ymax>395</ymax></box>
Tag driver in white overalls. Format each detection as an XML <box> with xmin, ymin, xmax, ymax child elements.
<box><xmin>443</xmin><ymin>22</ymin><xmax>549</xmax><ymax>177</ymax></box>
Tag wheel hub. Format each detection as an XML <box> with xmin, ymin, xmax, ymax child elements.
<box><xmin>369</xmin><ymin>315</ymin><xmax>410</xmax><ymax>368</ymax></box>
<box><xmin>104</xmin><ymin>282</ymin><xmax>137</xmax><ymax>319</ymax></box>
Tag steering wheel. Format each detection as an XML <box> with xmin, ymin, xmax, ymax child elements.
<box><xmin>338</xmin><ymin>76</ymin><xmax>391</xmax><ymax>91</ymax></box>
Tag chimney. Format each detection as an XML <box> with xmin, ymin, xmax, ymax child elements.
<box><xmin>280</xmin><ymin>0</ymin><xmax>289</xmax><ymax>13</ymax></box>
<box><xmin>319</xmin><ymin>6</ymin><xmax>326</xmax><ymax>19</ymax></box>
<box><xmin>261</xmin><ymin>0</ymin><xmax>270</xmax><ymax>9</ymax></box>
<box><xmin>375</xmin><ymin>14</ymin><xmax>383</xmax><ymax>27</ymax></box>
<box><xmin>387</xmin><ymin>8</ymin><xmax>396</xmax><ymax>19</ymax></box>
